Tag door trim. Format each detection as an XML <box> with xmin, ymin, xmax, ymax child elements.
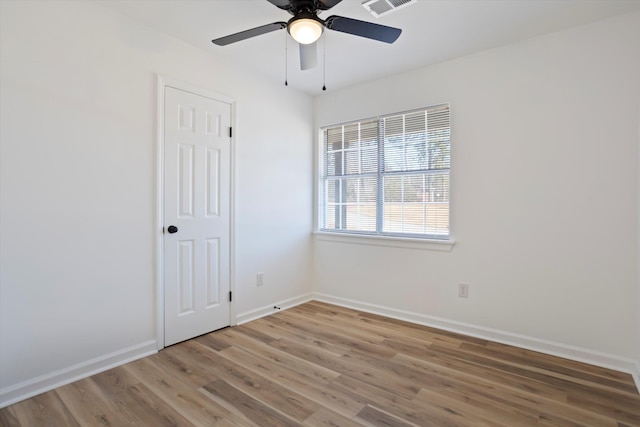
<box><xmin>155</xmin><ymin>75</ymin><xmax>236</xmax><ymax>350</ymax></box>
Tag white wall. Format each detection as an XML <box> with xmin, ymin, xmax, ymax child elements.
<box><xmin>1</xmin><ymin>0</ymin><xmax>638</xmax><ymax>406</ymax></box>
<box><xmin>0</xmin><ymin>0</ymin><xmax>313</xmax><ymax>401</ymax></box>
<box><xmin>314</xmin><ymin>12</ymin><xmax>640</xmax><ymax>363</ymax></box>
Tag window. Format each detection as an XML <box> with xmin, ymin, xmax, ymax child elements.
<box><xmin>319</xmin><ymin>104</ymin><xmax>450</xmax><ymax>239</ymax></box>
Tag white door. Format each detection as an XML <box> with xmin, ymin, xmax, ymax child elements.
<box><xmin>164</xmin><ymin>86</ymin><xmax>231</xmax><ymax>347</ymax></box>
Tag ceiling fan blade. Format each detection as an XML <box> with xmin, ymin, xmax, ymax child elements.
<box><xmin>316</xmin><ymin>0</ymin><xmax>343</xmax><ymax>10</ymax></box>
<box><xmin>212</xmin><ymin>22</ymin><xmax>287</xmax><ymax>46</ymax></box>
<box><xmin>325</xmin><ymin>16</ymin><xmax>401</xmax><ymax>44</ymax></box>
<box><xmin>299</xmin><ymin>42</ymin><xmax>318</xmax><ymax>70</ymax></box>
<box><xmin>266</xmin><ymin>0</ymin><xmax>293</xmax><ymax>11</ymax></box>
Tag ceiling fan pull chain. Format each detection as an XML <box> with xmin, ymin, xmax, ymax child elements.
<box><xmin>284</xmin><ymin>30</ymin><xmax>288</xmax><ymax>86</ymax></box>
<box><xmin>322</xmin><ymin>32</ymin><xmax>327</xmax><ymax>91</ymax></box>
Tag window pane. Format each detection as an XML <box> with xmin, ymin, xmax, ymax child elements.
<box><xmin>325</xmin><ymin>128</ymin><xmax>342</xmax><ymax>151</ymax></box>
<box><xmin>383</xmin><ymin>203</ymin><xmax>403</xmax><ymax>233</ymax></box>
<box><xmin>383</xmin><ymin>172</ymin><xmax>449</xmax><ymax>236</ymax></box>
<box><xmin>345</xmin><ymin>177</ymin><xmax>376</xmax><ymax>203</ymax></box>
<box><xmin>384</xmin><ymin>175</ymin><xmax>403</xmax><ymax>202</ymax></box>
<box><xmin>345</xmin><ymin>149</ymin><xmax>360</xmax><ymax>175</ymax></box>
<box><xmin>344</xmin><ymin>124</ymin><xmax>359</xmax><ymax>149</ymax></box>
<box><xmin>403</xmin><ymin>174</ymin><xmax>425</xmax><ymax>203</ymax></box>
<box><xmin>346</xmin><ymin>204</ymin><xmax>376</xmax><ymax>232</ymax></box>
<box><xmin>361</xmin><ymin>147</ymin><xmax>377</xmax><ymax>173</ymax></box>
<box><xmin>325</xmin><ymin>151</ymin><xmax>338</xmax><ymax>176</ymax></box>
<box><xmin>427</xmin><ymin>128</ymin><xmax>450</xmax><ymax>170</ymax></box>
<box><xmin>405</xmin><ymin>138</ymin><xmax>426</xmax><ymax>171</ymax></box>
<box><xmin>384</xmin><ymin>142</ymin><xmax>404</xmax><ymax>172</ymax></box>
<box><xmin>345</xmin><ymin>177</ymin><xmax>377</xmax><ymax>231</ymax></box>
<box><xmin>401</xmin><ymin>204</ymin><xmax>426</xmax><ymax>234</ymax></box>
<box><xmin>360</xmin><ymin>121</ymin><xmax>378</xmax><ymax>148</ymax></box>
<box><xmin>327</xmin><ymin>121</ymin><xmax>378</xmax><ymax>177</ymax></box>
<box><xmin>322</xmin><ymin>176</ymin><xmax>377</xmax><ymax>232</ymax></box>
<box><xmin>405</xmin><ymin>111</ymin><xmax>426</xmax><ymax>134</ymax></box>
<box><xmin>425</xmin><ymin>173</ymin><xmax>449</xmax><ymax>203</ymax></box>
<box><xmin>325</xmin><ymin>204</ymin><xmax>336</xmax><ymax>229</ymax></box>
<box><xmin>325</xmin><ymin>179</ymin><xmax>336</xmax><ymax>203</ymax></box>
<box><xmin>384</xmin><ymin>115</ymin><xmax>403</xmax><ymax>138</ymax></box>
<box><xmin>383</xmin><ymin>108</ymin><xmax>450</xmax><ymax>173</ymax></box>
<box><xmin>427</xmin><ymin>106</ymin><xmax>450</xmax><ymax>170</ymax></box>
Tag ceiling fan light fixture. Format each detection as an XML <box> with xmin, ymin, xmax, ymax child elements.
<box><xmin>288</xmin><ymin>17</ymin><xmax>323</xmax><ymax>44</ymax></box>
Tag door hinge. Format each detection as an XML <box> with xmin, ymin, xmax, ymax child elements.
<box><xmin>229</xmin><ymin>127</ymin><xmax>233</xmax><ymax>138</ymax></box>
<box><xmin>229</xmin><ymin>291</ymin><xmax>232</xmax><ymax>302</ymax></box>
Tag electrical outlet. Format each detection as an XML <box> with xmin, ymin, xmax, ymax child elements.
<box><xmin>458</xmin><ymin>283</ymin><xmax>469</xmax><ymax>298</ymax></box>
<box><xmin>257</xmin><ymin>272</ymin><xmax>264</xmax><ymax>287</ymax></box>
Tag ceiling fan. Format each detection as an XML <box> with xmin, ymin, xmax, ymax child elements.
<box><xmin>211</xmin><ymin>0</ymin><xmax>402</xmax><ymax>71</ymax></box>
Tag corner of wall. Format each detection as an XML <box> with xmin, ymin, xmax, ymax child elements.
<box><xmin>236</xmin><ymin>293</ymin><xmax>314</xmax><ymax>325</ymax></box>
<box><xmin>636</xmin><ymin>92</ymin><xmax>640</xmax><ymax>389</ymax></box>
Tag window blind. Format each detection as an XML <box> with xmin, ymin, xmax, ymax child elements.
<box><xmin>321</xmin><ymin>104</ymin><xmax>450</xmax><ymax>239</ymax></box>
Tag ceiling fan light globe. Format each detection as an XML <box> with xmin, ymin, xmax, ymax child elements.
<box><xmin>288</xmin><ymin>18</ymin><xmax>323</xmax><ymax>44</ymax></box>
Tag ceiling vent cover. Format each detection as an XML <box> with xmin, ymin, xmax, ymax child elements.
<box><xmin>362</xmin><ymin>0</ymin><xmax>417</xmax><ymax>18</ymax></box>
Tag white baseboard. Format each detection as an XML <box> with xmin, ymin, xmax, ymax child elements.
<box><xmin>236</xmin><ymin>293</ymin><xmax>314</xmax><ymax>325</ymax></box>
<box><xmin>0</xmin><ymin>340</ymin><xmax>157</xmax><ymax>409</ymax></box>
<box><xmin>313</xmin><ymin>293</ymin><xmax>640</xmax><ymax>391</ymax></box>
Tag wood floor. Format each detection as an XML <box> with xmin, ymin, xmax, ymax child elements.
<box><xmin>1</xmin><ymin>301</ymin><xmax>639</xmax><ymax>426</ymax></box>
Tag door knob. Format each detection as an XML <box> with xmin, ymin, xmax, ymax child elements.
<box><xmin>167</xmin><ymin>225</ymin><xmax>178</xmax><ymax>234</ymax></box>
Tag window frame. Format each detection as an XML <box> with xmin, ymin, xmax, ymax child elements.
<box><xmin>315</xmin><ymin>104</ymin><xmax>454</xmax><ymax>249</ymax></box>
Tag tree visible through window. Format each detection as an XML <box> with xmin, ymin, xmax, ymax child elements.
<box><xmin>320</xmin><ymin>104</ymin><xmax>450</xmax><ymax>239</ymax></box>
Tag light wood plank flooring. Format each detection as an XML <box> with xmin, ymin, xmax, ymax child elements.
<box><xmin>1</xmin><ymin>301</ymin><xmax>639</xmax><ymax>426</ymax></box>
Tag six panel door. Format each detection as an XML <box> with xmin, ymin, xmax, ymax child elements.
<box><xmin>164</xmin><ymin>86</ymin><xmax>231</xmax><ymax>347</ymax></box>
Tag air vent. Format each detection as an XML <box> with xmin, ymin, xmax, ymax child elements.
<box><xmin>362</xmin><ymin>0</ymin><xmax>417</xmax><ymax>18</ymax></box>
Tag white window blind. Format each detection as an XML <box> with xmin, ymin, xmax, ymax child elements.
<box><xmin>320</xmin><ymin>104</ymin><xmax>450</xmax><ymax>239</ymax></box>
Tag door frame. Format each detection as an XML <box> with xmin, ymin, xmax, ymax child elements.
<box><xmin>155</xmin><ymin>75</ymin><xmax>236</xmax><ymax>350</ymax></box>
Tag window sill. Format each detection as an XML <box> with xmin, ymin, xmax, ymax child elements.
<box><xmin>313</xmin><ymin>231</ymin><xmax>455</xmax><ymax>252</ymax></box>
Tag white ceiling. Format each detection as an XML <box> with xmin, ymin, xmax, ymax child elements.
<box><xmin>98</xmin><ymin>0</ymin><xmax>640</xmax><ymax>95</ymax></box>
